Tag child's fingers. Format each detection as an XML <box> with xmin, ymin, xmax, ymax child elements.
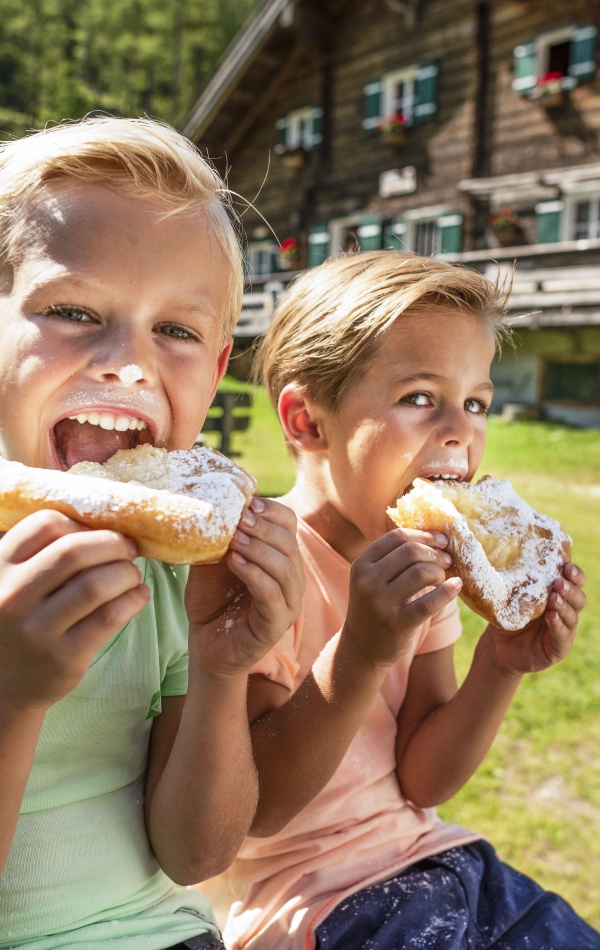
<box><xmin>227</xmin><ymin>534</ymin><xmax>303</xmax><ymax>614</ymax></box>
<box><xmin>398</xmin><ymin>577</ymin><xmax>462</xmax><ymax>628</ymax></box>
<box><xmin>564</xmin><ymin>562</ymin><xmax>586</xmax><ymax>588</ymax></box>
<box><xmin>0</xmin><ymin>509</ymin><xmax>88</xmax><ymax>564</ymax></box>
<box><xmin>366</xmin><ymin>527</ymin><xmax>448</xmax><ymax>563</ymax></box>
<box><xmin>68</xmin><ymin>584</ymin><xmax>151</xmax><ymax>654</ymax></box>
<box><xmin>234</xmin><ymin>509</ymin><xmax>304</xmax><ymax>588</ymax></box>
<box><xmin>554</xmin><ymin>576</ymin><xmax>586</xmax><ymax>613</ymax></box>
<box><xmin>226</xmin><ymin>551</ymin><xmax>289</xmax><ymax>627</ymax></box>
<box><xmin>36</xmin><ymin>560</ymin><xmax>145</xmax><ymax>633</ymax></box>
<box><xmin>547</xmin><ymin>591</ymin><xmax>578</xmax><ymax>631</ymax></box>
<box><xmin>12</xmin><ymin>529</ymin><xmax>138</xmax><ymax>603</ymax></box>
<box><xmin>544</xmin><ymin>610</ymin><xmax>575</xmax><ymax>662</ymax></box>
<box><xmin>375</xmin><ymin>540</ymin><xmax>452</xmax><ymax>583</ymax></box>
<box><xmin>387</xmin><ymin>559</ymin><xmax>450</xmax><ymax>604</ymax></box>
<box><xmin>249</xmin><ymin>497</ymin><xmax>297</xmax><ymax>535</ymax></box>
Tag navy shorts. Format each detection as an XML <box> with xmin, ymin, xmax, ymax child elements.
<box><xmin>315</xmin><ymin>841</ymin><xmax>600</xmax><ymax>950</ymax></box>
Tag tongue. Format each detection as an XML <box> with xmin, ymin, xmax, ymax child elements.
<box><xmin>54</xmin><ymin>419</ymin><xmax>151</xmax><ymax>469</ymax></box>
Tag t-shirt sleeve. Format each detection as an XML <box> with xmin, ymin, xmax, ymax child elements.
<box><xmin>415</xmin><ymin>598</ymin><xmax>462</xmax><ymax>655</ymax></box>
<box><xmin>249</xmin><ymin>621</ymin><xmax>301</xmax><ymax>694</ymax></box>
<box><xmin>146</xmin><ymin>560</ymin><xmax>191</xmax><ymax>697</ymax></box>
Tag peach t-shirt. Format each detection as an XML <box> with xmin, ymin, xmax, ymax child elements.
<box><xmin>203</xmin><ymin>512</ymin><xmax>479</xmax><ymax>950</ymax></box>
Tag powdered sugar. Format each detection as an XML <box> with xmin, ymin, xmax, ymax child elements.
<box><xmin>117</xmin><ymin>364</ymin><xmax>144</xmax><ymax>386</ymax></box>
<box><xmin>389</xmin><ymin>477</ymin><xmax>571</xmax><ymax>630</ymax></box>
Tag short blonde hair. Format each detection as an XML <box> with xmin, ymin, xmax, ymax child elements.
<box><xmin>255</xmin><ymin>251</ymin><xmax>510</xmax><ymax>411</ymax></box>
<box><xmin>0</xmin><ymin>117</ymin><xmax>243</xmax><ymax>338</ymax></box>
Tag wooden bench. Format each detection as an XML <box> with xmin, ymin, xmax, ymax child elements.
<box><xmin>199</xmin><ymin>391</ymin><xmax>252</xmax><ymax>457</ymax></box>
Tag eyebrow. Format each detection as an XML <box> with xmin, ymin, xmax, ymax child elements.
<box><xmin>394</xmin><ymin>372</ymin><xmax>496</xmax><ymax>393</ymax></box>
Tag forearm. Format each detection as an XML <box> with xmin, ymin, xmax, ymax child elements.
<box><xmin>0</xmin><ymin>700</ymin><xmax>46</xmax><ymax>873</ymax></box>
<box><xmin>147</xmin><ymin>657</ymin><xmax>257</xmax><ymax>885</ymax></box>
<box><xmin>398</xmin><ymin>630</ymin><xmax>522</xmax><ymax>807</ymax></box>
<box><xmin>250</xmin><ymin>631</ymin><xmax>388</xmax><ymax>836</ymax></box>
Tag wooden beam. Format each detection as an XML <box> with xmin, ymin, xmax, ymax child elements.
<box><xmin>223</xmin><ymin>42</ymin><xmax>309</xmax><ymax>154</ymax></box>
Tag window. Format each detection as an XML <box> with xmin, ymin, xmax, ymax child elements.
<box><xmin>246</xmin><ymin>241</ymin><xmax>275</xmax><ymax>276</ymax></box>
<box><xmin>329</xmin><ymin>216</ymin><xmax>382</xmax><ymax>258</ymax></box>
<box><xmin>384</xmin><ymin>211</ymin><xmax>463</xmax><ymax>256</ymax></box>
<box><xmin>569</xmin><ymin>196</ymin><xmax>600</xmax><ymax>240</ymax></box>
<box><xmin>276</xmin><ymin>106</ymin><xmax>323</xmax><ymax>152</ymax></box>
<box><xmin>543</xmin><ymin>359</ymin><xmax>600</xmax><ymax>404</ymax></box>
<box><xmin>363</xmin><ymin>62</ymin><xmax>438</xmax><ymax>131</ymax></box>
<box><xmin>513</xmin><ymin>25</ymin><xmax>597</xmax><ymax>97</ymax></box>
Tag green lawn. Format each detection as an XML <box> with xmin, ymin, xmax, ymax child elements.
<box><xmin>207</xmin><ymin>381</ymin><xmax>600</xmax><ymax>928</ymax></box>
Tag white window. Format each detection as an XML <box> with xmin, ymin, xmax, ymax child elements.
<box><xmin>276</xmin><ymin>107</ymin><xmax>323</xmax><ymax>152</ymax></box>
<box><xmin>247</xmin><ymin>241</ymin><xmax>275</xmax><ymax>276</ymax></box>
<box><xmin>565</xmin><ymin>194</ymin><xmax>600</xmax><ymax>241</ymax></box>
<box><xmin>382</xmin><ymin>66</ymin><xmax>418</xmax><ymax>126</ymax></box>
<box><xmin>513</xmin><ymin>25</ymin><xmax>597</xmax><ymax>96</ymax></box>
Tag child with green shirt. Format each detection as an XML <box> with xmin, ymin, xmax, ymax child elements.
<box><xmin>0</xmin><ymin>117</ymin><xmax>304</xmax><ymax>950</ymax></box>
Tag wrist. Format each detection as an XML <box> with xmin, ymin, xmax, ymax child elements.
<box><xmin>475</xmin><ymin>628</ymin><xmax>524</xmax><ymax>683</ymax></box>
<box><xmin>339</xmin><ymin>621</ymin><xmax>412</xmax><ymax>674</ymax></box>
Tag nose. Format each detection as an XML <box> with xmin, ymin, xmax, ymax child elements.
<box><xmin>87</xmin><ymin>324</ymin><xmax>155</xmax><ymax>387</ymax></box>
<box><xmin>435</xmin><ymin>402</ymin><xmax>475</xmax><ymax>448</ymax></box>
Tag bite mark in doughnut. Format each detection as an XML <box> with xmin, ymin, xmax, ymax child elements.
<box><xmin>387</xmin><ymin>476</ymin><xmax>571</xmax><ymax>630</ymax></box>
<box><xmin>0</xmin><ymin>444</ymin><xmax>257</xmax><ymax>565</ymax></box>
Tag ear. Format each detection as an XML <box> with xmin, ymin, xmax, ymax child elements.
<box><xmin>209</xmin><ymin>337</ymin><xmax>234</xmax><ymax>401</ymax></box>
<box><xmin>278</xmin><ymin>383</ymin><xmax>328</xmax><ymax>454</ymax></box>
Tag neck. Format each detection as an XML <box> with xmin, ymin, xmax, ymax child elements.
<box><xmin>282</xmin><ymin>458</ymin><xmax>369</xmax><ymax>563</ymax></box>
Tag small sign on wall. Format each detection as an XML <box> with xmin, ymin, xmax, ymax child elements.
<box><xmin>379</xmin><ymin>166</ymin><xmax>417</xmax><ymax>198</ymax></box>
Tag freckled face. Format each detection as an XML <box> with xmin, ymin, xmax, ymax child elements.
<box><xmin>316</xmin><ymin>310</ymin><xmax>496</xmax><ymax>543</ymax></box>
<box><xmin>0</xmin><ymin>183</ymin><xmax>232</xmax><ymax>469</ymax></box>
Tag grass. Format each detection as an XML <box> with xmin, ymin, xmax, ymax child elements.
<box><xmin>209</xmin><ymin>381</ymin><xmax>600</xmax><ymax>928</ymax></box>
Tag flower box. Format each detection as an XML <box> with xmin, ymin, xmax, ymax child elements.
<box><xmin>275</xmin><ymin>144</ymin><xmax>308</xmax><ymax>169</ymax></box>
<box><xmin>276</xmin><ymin>237</ymin><xmax>301</xmax><ymax>271</ymax></box>
<box><xmin>376</xmin><ymin>112</ymin><xmax>406</xmax><ymax>146</ymax></box>
<box><xmin>529</xmin><ymin>72</ymin><xmax>566</xmax><ymax>108</ymax></box>
<box><xmin>488</xmin><ymin>208</ymin><xmax>527</xmax><ymax>248</ymax></box>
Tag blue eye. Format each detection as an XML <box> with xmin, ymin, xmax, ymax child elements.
<box><xmin>44</xmin><ymin>305</ymin><xmax>94</xmax><ymax>323</ymax></box>
<box><xmin>157</xmin><ymin>324</ymin><xmax>197</xmax><ymax>341</ymax></box>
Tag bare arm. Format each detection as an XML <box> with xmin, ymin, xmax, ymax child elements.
<box><xmin>145</xmin><ymin>679</ymin><xmax>257</xmax><ymax>885</ymax></box>
<box><xmin>248</xmin><ymin>528</ymin><xmax>460</xmax><ymax>837</ymax></box>
<box><xmin>145</xmin><ymin>498</ymin><xmax>305</xmax><ymax>882</ymax></box>
<box><xmin>397</xmin><ymin>563</ymin><xmax>587</xmax><ymax>807</ymax></box>
<box><xmin>0</xmin><ymin>511</ymin><xmax>149</xmax><ymax>873</ymax></box>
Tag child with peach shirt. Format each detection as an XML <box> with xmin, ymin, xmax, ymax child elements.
<box><xmin>204</xmin><ymin>252</ymin><xmax>597</xmax><ymax>950</ymax></box>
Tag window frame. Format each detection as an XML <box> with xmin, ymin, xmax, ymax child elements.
<box><xmin>246</xmin><ymin>240</ymin><xmax>276</xmax><ymax>277</ymax></box>
<box><xmin>381</xmin><ymin>65</ymin><xmax>418</xmax><ymax>127</ymax></box>
<box><xmin>563</xmin><ymin>191</ymin><xmax>600</xmax><ymax>241</ymax></box>
<box><xmin>540</xmin><ymin>355</ymin><xmax>600</xmax><ymax>407</ymax></box>
<box><xmin>535</xmin><ymin>25</ymin><xmax>578</xmax><ymax>86</ymax></box>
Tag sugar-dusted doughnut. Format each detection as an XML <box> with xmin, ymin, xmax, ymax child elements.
<box><xmin>387</xmin><ymin>476</ymin><xmax>571</xmax><ymax>630</ymax></box>
<box><xmin>0</xmin><ymin>444</ymin><xmax>257</xmax><ymax>565</ymax></box>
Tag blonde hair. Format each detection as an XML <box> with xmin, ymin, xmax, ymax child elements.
<box><xmin>0</xmin><ymin>116</ymin><xmax>243</xmax><ymax>338</ymax></box>
<box><xmin>255</xmin><ymin>251</ymin><xmax>510</xmax><ymax>411</ymax></box>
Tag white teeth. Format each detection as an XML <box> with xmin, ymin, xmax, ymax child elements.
<box><xmin>66</xmin><ymin>412</ymin><xmax>148</xmax><ymax>431</ymax></box>
<box><xmin>99</xmin><ymin>414</ymin><xmax>115</xmax><ymax>430</ymax></box>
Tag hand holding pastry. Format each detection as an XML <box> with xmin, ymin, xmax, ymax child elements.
<box><xmin>342</xmin><ymin>528</ymin><xmax>462</xmax><ymax>670</ymax></box>
<box><xmin>481</xmin><ymin>562</ymin><xmax>586</xmax><ymax>677</ymax></box>
<box><xmin>185</xmin><ymin>498</ymin><xmax>306</xmax><ymax>678</ymax></box>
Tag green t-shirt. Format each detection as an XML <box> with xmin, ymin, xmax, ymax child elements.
<box><xmin>0</xmin><ymin>559</ymin><xmax>220</xmax><ymax>950</ymax></box>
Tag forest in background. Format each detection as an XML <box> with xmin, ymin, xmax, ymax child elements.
<box><xmin>0</xmin><ymin>0</ymin><xmax>259</xmax><ymax>139</ymax></box>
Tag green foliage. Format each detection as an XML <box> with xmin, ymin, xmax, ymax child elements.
<box><xmin>0</xmin><ymin>0</ymin><xmax>258</xmax><ymax>138</ymax></box>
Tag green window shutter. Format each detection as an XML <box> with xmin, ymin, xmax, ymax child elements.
<box><xmin>276</xmin><ymin>117</ymin><xmax>289</xmax><ymax>147</ymax></box>
<box><xmin>363</xmin><ymin>79</ymin><xmax>383</xmax><ymax>130</ymax></box>
<box><xmin>513</xmin><ymin>41</ymin><xmax>537</xmax><ymax>93</ymax></box>
<box><xmin>307</xmin><ymin>224</ymin><xmax>330</xmax><ymax>267</ymax></box>
<box><xmin>357</xmin><ymin>215</ymin><xmax>382</xmax><ymax>252</ymax></box>
<box><xmin>383</xmin><ymin>218</ymin><xmax>408</xmax><ymax>250</ymax></box>
<box><xmin>311</xmin><ymin>107</ymin><xmax>323</xmax><ymax>147</ymax></box>
<box><xmin>413</xmin><ymin>63</ymin><xmax>438</xmax><ymax>124</ymax></box>
<box><xmin>569</xmin><ymin>25</ymin><xmax>597</xmax><ymax>82</ymax></box>
<box><xmin>437</xmin><ymin>213</ymin><xmax>463</xmax><ymax>254</ymax></box>
<box><xmin>535</xmin><ymin>200</ymin><xmax>564</xmax><ymax>244</ymax></box>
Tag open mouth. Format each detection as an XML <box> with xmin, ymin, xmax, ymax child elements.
<box><xmin>53</xmin><ymin>410</ymin><xmax>155</xmax><ymax>470</ymax></box>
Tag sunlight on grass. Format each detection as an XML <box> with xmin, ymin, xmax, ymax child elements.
<box><xmin>213</xmin><ymin>381</ymin><xmax>600</xmax><ymax>926</ymax></box>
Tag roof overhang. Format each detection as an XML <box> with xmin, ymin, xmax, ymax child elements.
<box><xmin>182</xmin><ymin>0</ymin><xmax>295</xmax><ymax>142</ymax></box>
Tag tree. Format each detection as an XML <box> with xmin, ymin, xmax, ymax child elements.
<box><xmin>0</xmin><ymin>0</ymin><xmax>258</xmax><ymax>138</ymax></box>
